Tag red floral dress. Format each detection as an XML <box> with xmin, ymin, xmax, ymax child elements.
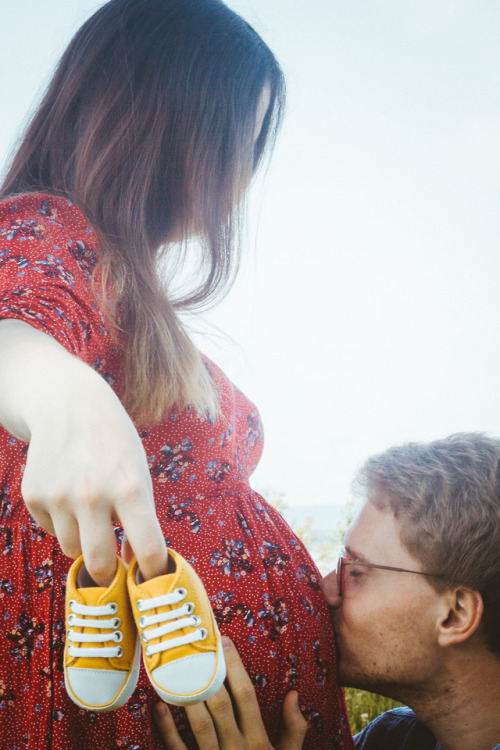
<box><xmin>0</xmin><ymin>194</ymin><xmax>353</xmax><ymax>750</ymax></box>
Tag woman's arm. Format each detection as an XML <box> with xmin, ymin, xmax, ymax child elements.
<box><xmin>154</xmin><ymin>638</ymin><xmax>308</xmax><ymax>750</ymax></box>
<box><xmin>0</xmin><ymin>318</ymin><xmax>167</xmax><ymax>585</ymax></box>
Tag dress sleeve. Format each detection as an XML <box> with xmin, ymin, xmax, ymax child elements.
<box><xmin>0</xmin><ymin>194</ymin><xmax>108</xmax><ymax>363</ymax></box>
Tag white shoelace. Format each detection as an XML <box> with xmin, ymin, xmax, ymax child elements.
<box><xmin>136</xmin><ymin>587</ymin><xmax>207</xmax><ymax>657</ymax></box>
<box><xmin>67</xmin><ymin>600</ymin><xmax>123</xmax><ymax>659</ymax></box>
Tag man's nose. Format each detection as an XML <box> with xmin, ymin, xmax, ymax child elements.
<box><xmin>320</xmin><ymin>569</ymin><xmax>342</xmax><ymax>608</ymax></box>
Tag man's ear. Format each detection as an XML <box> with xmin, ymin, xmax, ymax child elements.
<box><xmin>437</xmin><ymin>588</ymin><xmax>484</xmax><ymax>647</ymax></box>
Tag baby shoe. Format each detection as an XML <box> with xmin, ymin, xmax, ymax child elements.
<box><xmin>64</xmin><ymin>555</ymin><xmax>140</xmax><ymax>712</ymax></box>
<box><xmin>127</xmin><ymin>548</ymin><xmax>225</xmax><ymax>705</ymax></box>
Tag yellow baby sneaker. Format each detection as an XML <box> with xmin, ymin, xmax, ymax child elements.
<box><xmin>64</xmin><ymin>555</ymin><xmax>140</xmax><ymax>712</ymax></box>
<box><xmin>127</xmin><ymin>549</ymin><xmax>226</xmax><ymax>706</ymax></box>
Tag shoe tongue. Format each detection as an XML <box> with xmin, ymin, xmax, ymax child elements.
<box><xmin>135</xmin><ymin>552</ymin><xmax>179</xmax><ymax>596</ymax></box>
<box><xmin>78</xmin><ymin>586</ymin><xmax>108</xmax><ymax>606</ymax></box>
<box><xmin>75</xmin><ymin>563</ymin><xmax>117</xmax><ymax>605</ymax></box>
<box><xmin>140</xmin><ymin>570</ymin><xmax>180</xmax><ymax>598</ymax></box>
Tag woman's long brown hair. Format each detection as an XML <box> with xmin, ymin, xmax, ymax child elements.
<box><xmin>1</xmin><ymin>0</ymin><xmax>285</xmax><ymax>423</ymax></box>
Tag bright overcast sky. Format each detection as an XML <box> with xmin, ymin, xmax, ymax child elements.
<box><xmin>1</xmin><ymin>1</ymin><xmax>500</xmax><ymax>507</ymax></box>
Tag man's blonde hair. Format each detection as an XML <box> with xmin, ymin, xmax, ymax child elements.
<box><xmin>355</xmin><ymin>433</ymin><xmax>500</xmax><ymax>654</ymax></box>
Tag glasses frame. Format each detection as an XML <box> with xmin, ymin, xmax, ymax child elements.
<box><xmin>336</xmin><ymin>551</ymin><xmax>444</xmax><ymax>597</ymax></box>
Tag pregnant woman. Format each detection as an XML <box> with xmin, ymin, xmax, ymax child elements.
<box><xmin>0</xmin><ymin>1</ymin><xmax>352</xmax><ymax>748</ymax></box>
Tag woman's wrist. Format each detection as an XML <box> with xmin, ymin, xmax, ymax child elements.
<box><xmin>0</xmin><ymin>319</ymin><xmax>108</xmax><ymax>442</ymax></box>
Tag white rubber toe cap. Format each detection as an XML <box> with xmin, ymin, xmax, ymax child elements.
<box><xmin>66</xmin><ymin>667</ymin><xmax>128</xmax><ymax>709</ymax></box>
<box><xmin>152</xmin><ymin>652</ymin><xmax>217</xmax><ymax>698</ymax></box>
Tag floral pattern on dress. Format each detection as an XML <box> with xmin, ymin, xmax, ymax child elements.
<box><xmin>210</xmin><ymin>538</ymin><xmax>255</xmax><ymax>578</ymax></box>
<box><xmin>0</xmin><ymin>194</ymin><xmax>353</xmax><ymax>750</ymax></box>
<box><xmin>0</xmin><ymin>218</ymin><xmax>44</xmax><ymax>241</ymax></box>
<box><xmin>150</xmin><ymin>439</ymin><xmax>195</xmax><ymax>483</ymax></box>
<box><xmin>67</xmin><ymin>239</ymin><xmax>97</xmax><ymax>280</ymax></box>
<box><xmin>163</xmin><ymin>497</ymin><xmax>201</xmax><ymax>534</ymax></box>
<box><xmin>6</xmin><ymin>614</ymin><xmax>45</xmax><ymax>662</ymax></box>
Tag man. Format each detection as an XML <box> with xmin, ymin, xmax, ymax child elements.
<box><xmin>155</xmin><ymin>433</ymin><xmax>500</xmax><ymax>750</ymax></box>
<box><xmin>322</xmin><ymin>432</ymin><xmax>500</xmax><ymax>749</ymax></box>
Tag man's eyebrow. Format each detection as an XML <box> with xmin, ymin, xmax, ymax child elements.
<box><xmin>344</xmin><ymin>545</ymin><xmax>373</xmax><ymax>565</ymax></box>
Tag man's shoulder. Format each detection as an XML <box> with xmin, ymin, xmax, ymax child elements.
<box><xmin>353</xmin><ymin>707</ymin><xmax>500</xmax><ymax>750</ymax></box>
<box><xmin>354</xmin><ymin>707</ymin><xmax>437</xmax><ymax>750</ymax></box>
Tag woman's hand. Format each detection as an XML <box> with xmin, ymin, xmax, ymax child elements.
<box><xmin>0</xmin><ymin>320</ymin><xmax>167</xmax><ymax>585</ymax></box>
<box><xmin>154</xmin><ymin>638</ymin><xmax>308</xmax><ymax>750</ymax></box>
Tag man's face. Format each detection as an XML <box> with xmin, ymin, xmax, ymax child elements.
<box><xmin>321</xmin><ymin>501</ymin><xmax>445</xmax><ymax>700</ymax></box>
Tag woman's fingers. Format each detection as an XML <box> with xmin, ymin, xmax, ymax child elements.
<box><xmin>218</xmin><ymin>638</ymin><xmax>271</xmax><ymax>745</ymax></box>
<box><xmin>184</xmin><ymin>702</ymin><xmax>221</xmax><ymax>750</ymax></box>
<box><xmin>276</xmin><ymin>692</ymin><xmax>308</xmax><ymax>750</ymax></box>
<box><xmin>13</xmin><ymin>330</ymin><xmax>168</xmax><ymax>585</ymax></box>
<box><xmin>21</xmin><ymin>501</ymin><xmax>57</xmax><ymax>539</ymax></box>
<box><xmin>121</xmin><ymin>534</ymin><xmax>134</xmax><ymax>564</ymax></box>
<box><xmin>154</xmin><ymin>704</ymin><xmax>189</xmax><ymax>750</ymax></box>
<box><xmin>204</xmin><ymin>685</ymin><xmax>244</xmax><ymax>749</ymax></box>
<box><xmin>49</xmin><ymin>514</ymin><xmax>82</xmax><ymax>560</ymax></box>
<box><xmin>117</xmin><ymin>498</ymin><xmax>168</xmax><ymax>580</ymax></box>
<box><xmin>155</xmin><ymin>643</ymin><xmax>306</xmax><ymax>750</ymax></box>
<box><xmin>78</xmin><ymin>511</ymin><xmax>119</xmax><ymax>586</ymax></box>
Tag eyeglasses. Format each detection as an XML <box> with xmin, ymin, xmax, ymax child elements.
<box><xmin>336</xmin><ymin>550</ymin><xmax>444</xmax><ymax>597</ymax></box>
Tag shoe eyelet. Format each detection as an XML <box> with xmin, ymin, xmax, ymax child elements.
<box><xmin>176</xmin><ymin>587</ymin><xmax>187</xmax><ymax>599</ymax></box>
<box><xmin>186</xmin><ymin>602</ymin><xmax>195</xmax><ymax>615</ymax></box>
<box><xmin>116</xmin><ymin>646</ymin><xmax>123</xmax><ymax>658</ymax></box>
<box><xmin>138</xmin><ymin>615</ymin><xmax>147</xmax><ymax>628</ymax></box>
<box><xmin>108</xmin><ymin>602</ymin><xmax>119</xmax><ymax>614</ymax></box>
<box><xmin>67</xmin><ymin>614</ymin><xmax>76</xmax><ymax>626</ymax></box>
<box><xmin>136</xmin><ymin>599</ymin><xmax>145</xmax><ymax>612</ymax></box>
<box><xmin>199</xmin><ymin>628</ymin><xmax>208</xmax><ymax>640</ymax></box>
<box><xmin>145</xmin><ymin>646</ymin><xmax>152</xmax><ymax>658</ymax></box>
<box><xmin>192</xmin><ymin>615</ymin><xmax>202</xmax><ymax>627</ymax></box>
<box><xmin>141</xmin><ymin>632</ymin><xmax>150</xmax><ymax>643</ymax></box>
<box><xmin>69</xmin><ymin>599</ymin><xmax>76</xmax><ymax>612</ymax></box>
<box><xmin>111</xmin><ymin>617</ymin><xmax>121</xmax><ymax>629</ymax></box>
<box><xmin>112</xmin><ymin>631</ymin><xmax>123</xmax><ymax>643</ymax></box>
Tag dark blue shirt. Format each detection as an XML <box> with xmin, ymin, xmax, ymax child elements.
<box><xmin>353</xmin><ymin>706</ymin><xmax>500</xmax><ymax>750</ymax></box>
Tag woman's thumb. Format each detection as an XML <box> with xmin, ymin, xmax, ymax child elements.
<box><xmin>276</xmin><ymin>691</ymin><xmax>307</xmax><ymax>750</ymax></box>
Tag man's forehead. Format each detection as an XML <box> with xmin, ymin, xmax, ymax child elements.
<box><xmin>343</xmin><ymin>501</ymin><xmax>409</xmax><ymax>567</ymax></box>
